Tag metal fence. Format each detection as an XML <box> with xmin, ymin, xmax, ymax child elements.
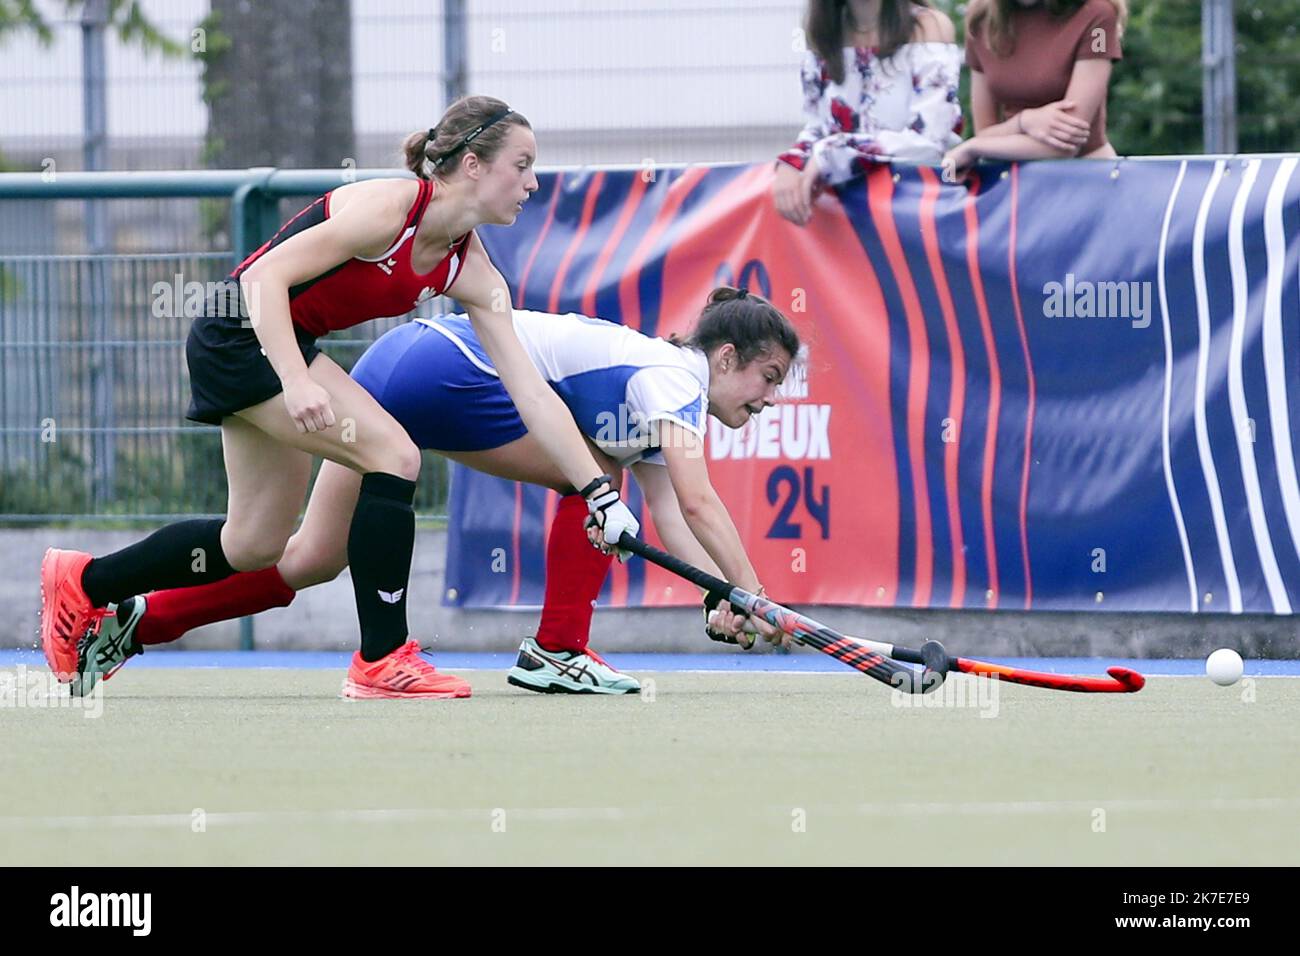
<box><xmin>0</xmin><ymin>189</ymin><xmax>453</xmax><ymax>525</ymax></box>
<box><xmin>0</xmin><ymin>0</ymin><xmax>805</xmax><ymax>175</ymax></box>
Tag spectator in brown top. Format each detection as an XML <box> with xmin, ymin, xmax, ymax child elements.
<box><xmin>943</xmin><ymin>0</ymin><xmax>1125</xmax><ymax>177</ymax></box>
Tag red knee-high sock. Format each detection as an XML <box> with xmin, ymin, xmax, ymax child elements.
<box><xmin>535</xmin><ymin>494</ymin><xmax>613</xmax><ymax>653</ymax></box>
<box><xmin>135</xmin><ymin>566</ymin><xmax>296</xmax><ymax>646</ymax></box>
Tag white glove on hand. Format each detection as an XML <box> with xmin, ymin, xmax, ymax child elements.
<box><xmin>581</xmin><ymin>475</ymin><xmax>639</xmax><ymax>562</ymax></box>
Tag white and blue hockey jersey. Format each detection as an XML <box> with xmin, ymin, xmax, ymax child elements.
<box><xmin>415</xmin><ymin>311</ymin><xmax>710</xmax><ymax>466</ymax></box>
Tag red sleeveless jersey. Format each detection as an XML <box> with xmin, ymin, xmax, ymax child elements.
<box><xmin>229</xmin><ymin>179</ymin><xmax>471</xmax><ymax>338</ymax></box>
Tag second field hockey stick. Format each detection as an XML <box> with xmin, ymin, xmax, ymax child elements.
<box><xmin>723</xmin><ymin>625</ymin><xmax>1143</xmax><ymax>693</ymax></box>
<box><xmin>726</xmin><ymin>604</ymin><xmax>1145</xmax><ymax>693</ymax></box>
<box><xmin>616</xmin><ymin>533</ymin><xmax>948</xmax><ymax>695</ymax></box>
<box><xmin>616</xmin><ymin>535</ymin><xmax>1144</xmax><ymax>694</ymax></box>
<box><xmin>877</xmin><ymin>640</ymin><xmax>1146</xmax><ymax>693</ymax></box>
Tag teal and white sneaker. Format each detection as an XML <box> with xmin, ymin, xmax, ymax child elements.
<box><xmin>506</xmin><ymin>636</ymin><xmax>640</xmax><ymax>695</ymax></box>
<box><xmin>72</xmin><ymin>595</ymin><xmax>146</xmax><ymax>697</ymax></box>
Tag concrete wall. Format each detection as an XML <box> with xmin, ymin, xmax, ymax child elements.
<box><xmin>3</xmin><ymin>529</ymin><xmax>1296</xmax><ymax>658</ymax></box>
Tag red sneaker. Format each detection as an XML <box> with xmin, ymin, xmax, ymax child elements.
<box><xmin>341</xmin><ymin>640</ymin><xmax>472</xmax><ymax>700</ymax></box>
<box><xmin>40</xmin><ymin>548</ymin><xmax>104</xmax><ymax>683</ymax></box>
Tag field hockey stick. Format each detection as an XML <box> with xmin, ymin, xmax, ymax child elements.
<box><xmin>882</xmin><ymin>642</ymin><xmax>1146</xmax><ymax>693</ymax></box>
<box><xmin>726</xmin><ymin>607</ymin><xmax>1145</xmax><ymax>694</ymax></box>
<box><xmin>617</xmin><ymin>533</ymin><xmax>948</xmax><ymax>695</ymax></box>
<box><xmin>735</xmin><ymin>615</ymin><xmax>1143</xmax><ymax>694</ymax></box>
<box><xmin>616</xmin><ymin>535</ymin><xmax>1143</xmax><ymax>694</ymax></box>
<box><xmin>715</xmin><ymin>618</ymin><xmax>1143</xmax><ymax>693</ymax></box>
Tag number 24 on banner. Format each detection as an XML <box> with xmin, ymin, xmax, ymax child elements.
<box><xmin>766</xmin><ymin>466</ymin><xmax>830</xmax><ymax>540</ymax></box>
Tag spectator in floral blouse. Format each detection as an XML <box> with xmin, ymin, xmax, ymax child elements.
<box><xmin>775</xmin><ymin>0</ymin><xmax>963</xmax><ymax>226</ymax></box>
<box><xmin>943</xmin><ymin>0</ymin><xmax>1126</xmax><ymax>177</ymax></box>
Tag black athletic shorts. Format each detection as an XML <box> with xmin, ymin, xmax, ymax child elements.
<box><xmin>185</xmin><ymin>281</ymin><xmax>321</xmax><ymax>425</ymax></box>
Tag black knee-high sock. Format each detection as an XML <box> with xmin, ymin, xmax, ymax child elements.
<box><xmin>349</xmin><ymin>473</ymin><xmax>417</xmax><ymax>662</ymax></box>
<box><xmin>81</xmin><ymin>518</ymin><xmax>236</xmax><ymax>607</ymax></box>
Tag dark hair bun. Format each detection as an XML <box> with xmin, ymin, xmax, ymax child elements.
<box><xmin>671</xmin><ymin>286</ymin><xmax>801</xmax><ymax>369</ymax></box>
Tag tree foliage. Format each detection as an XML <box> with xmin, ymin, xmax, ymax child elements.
<box><xmin>936</xmin><ymin>0</ymin><xmax>1300</xmax><ymax>154</ymax></box>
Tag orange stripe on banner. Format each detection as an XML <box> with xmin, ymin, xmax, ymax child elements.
<box><xmin>509</xmin><ymin>482</ymin><xmax>525</xmax><ymax>606</ymax></box>
<box><xmin>582</xmin><ymin>173</ymin><xmax>649</xmax><ymax>318</ymax></box>
<box><xmin>1008</xmin><ymin>165</ymin><xmax>1035</xmax><ymax>609</ymax></box>
<box><xmin>868</xmin><ymin>169</ymin><xmax>933</xmax><ymax>607</ymax></box>
<box><xmin>541</xmin><ymin>490</ymin><xmax>560</xmax><ymax>558</ymax></box>
<box><xmin>964</xmin><ymin>177</ymin><xmax>1001</xmax><ymax>609</ymax></box>
<box><xmin>618</xmin><ymin>166</ymin><xmax>709</xmax><ymax>332</ymax></box>
<box><xmin>745</xmin><ymin>172</ymin><xmax>899</xmax><ymax>605</ymax></box>
<box><xmin>577</xmin><ymin>174</ymin><xmax>649</xmax><ymax>607</ymax></box>
<box><xmin>548</xmin><ymin>171</ymin><xmax>605</xmax><ymax>313</ymax></box>
<box><xmin>515</xmin><ymin>172</ymin><xmax>565</xmax><ymax>309</ymax></box>
<box><xmin>918</xmin><ymin>167</ymin><xmax>968</xmax><ymax>608</ymax></box>
<box><xmin>608</xmin><ymin>166</ymin><xmax>706</xmax><ymax>607</ymax></box>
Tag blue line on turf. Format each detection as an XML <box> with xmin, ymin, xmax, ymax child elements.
<box><xmin>1</xmin><ymin>648</ymin><xmax>1298</xmax><ymax>675</ymax></box>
